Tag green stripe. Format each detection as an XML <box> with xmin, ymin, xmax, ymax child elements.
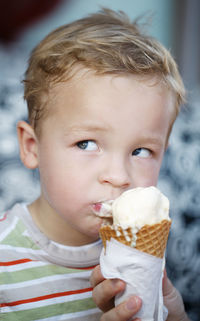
<box><xmin>1</xmin><ymin>221</ymin><xmax>40</xmax><ymax>250</ymax></box>
<box><xmin>1</xmin><ymin>297</ymin><xmax>98</xmax><ymax>321</ymax></box>
<box><xmin>0</xmin><ymin>264</ymin><xmax>84</xmax><ymax>285</ymax></box>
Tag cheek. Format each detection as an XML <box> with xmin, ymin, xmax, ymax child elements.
<box><xmin>39</xmin><ymin>157</ymin><xmax>90</xmax><ymax>208</ymax></box>
<box><xmin>138</xmin><ymin>174</ymin><xmax>159</xmax><ymax>187</ymax></box>
<box><xmin>132</xmin><ymin>159</ymin><xmax>163</xmax><ymax>187</ymax></box>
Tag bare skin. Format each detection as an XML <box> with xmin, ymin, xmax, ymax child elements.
<box><xmin>90</xmin><ymin>265</ymin><xmax>191</xmax><ymax>321</ymax></box>
<box><xmin>91</xmin><ymin>265</ymin><xmax>142</xmax><ymax>321</ymax></box>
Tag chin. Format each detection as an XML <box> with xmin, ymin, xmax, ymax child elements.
<box><xmin>88</xmin><ymin>223</ymin><xmax>102</xmax><ymax>240</ymax></box>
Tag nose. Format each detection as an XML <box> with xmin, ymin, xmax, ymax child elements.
<box><xmin>98</xmin><ymin>155</ymin><xmax>131</xmax><ymax>189</ymax></box>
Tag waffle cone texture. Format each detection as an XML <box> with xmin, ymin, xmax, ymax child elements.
<box><xmin>99</xmin><ymin>219</ymin><xmax>171</xmax><ymax>258</ymax></box>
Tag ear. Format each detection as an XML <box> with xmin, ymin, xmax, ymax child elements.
<box><xmin>17</xmin><ymin>121</ymin><xmax>39</xmax><ymax>169</ymax></box>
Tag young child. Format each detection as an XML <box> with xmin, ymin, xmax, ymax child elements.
<box><xmin>0</xmin><ymin>8</ymin><xmax>190</xmax><ymax>321</ymax></box>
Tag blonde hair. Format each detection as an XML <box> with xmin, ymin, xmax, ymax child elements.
<box><xmin>24</xmin><ymin>8</ymin><xmax>185</xmax><ymax>134</ymax></box>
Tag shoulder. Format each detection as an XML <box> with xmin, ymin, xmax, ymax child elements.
<box><xmin>0</xmin><ymin>203</ymin><xmax>25</xmax><ymax>238</ymax></box>
<box><xmin>0</xmin><ymin>203</ymin><xmax>21</xmax><ymax>221</ymax></box>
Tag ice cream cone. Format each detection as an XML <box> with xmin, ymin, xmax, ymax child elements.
<box><xmin>99</xmin><ymin>219</ymin><xmax>171</xmax><ymax>258</ymax></box>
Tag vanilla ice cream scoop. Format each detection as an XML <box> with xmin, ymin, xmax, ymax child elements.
<box><xmin>112</xmin><ymin>186</ymin><xmax>170</xmax><ymax>229</ymax></box>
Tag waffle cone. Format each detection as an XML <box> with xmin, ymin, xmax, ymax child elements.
<box><xmin>99</xmin><ymin>219</ymin><xmax>171</xmax><ymax>258</ymax></box>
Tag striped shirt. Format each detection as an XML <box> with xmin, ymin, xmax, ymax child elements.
<box><xmin>0</xmin><ymin>204</ymin><xmax>103</xmax><ymax>320</ymax></box>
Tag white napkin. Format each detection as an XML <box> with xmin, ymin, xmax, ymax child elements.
<box><xmin>100</xmin><ymin>238</ymin><xmax>168</xmax><ymax>321</ymax></box>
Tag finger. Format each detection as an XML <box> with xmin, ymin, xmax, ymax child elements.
<box><xmin>100</xmin><ymin>296</ymin><xmax>142</xmax><ymax>321</ymax></box>
<box><xmin>90</xmin><ymin>265</ymin><xmax>105</xmax><ymax>287</ymax></box>
<box><xmin>93</xmin><ymin>278</ymin><xmax>125</xmax><ymax>311</ymax></box>
<box><xmin>162</xmin><ymin>269</ymin><xmax>175</xmax><ymax>297</ymax></box>
<box><xmin>162</xmin><ymin>271</ymin><xmax>188</xmax><ymax>321</ymax></box>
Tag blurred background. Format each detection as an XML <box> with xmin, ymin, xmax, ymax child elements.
<box><xmin>0</xmin><ymin>0</ymin><xmax>199</xmax><ymax>319</ymax></box>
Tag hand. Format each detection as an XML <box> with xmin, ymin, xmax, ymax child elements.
<box><xmin>90</xmin><ymin>265</ymin><xmax>142</xmax><ymax>321</ymax></box>
<box><xmin>163</xmin><ymin>270</ymin><xmax>191</xmax><ymax>321</ymax></box>
<box><xmin>90</xmin><ymin>265</ymin><xmax>191</xmax><ymax>321</ymax></box>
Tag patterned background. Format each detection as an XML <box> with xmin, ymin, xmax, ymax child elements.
<box><xmin>0</xmin><ymin>1</ymin><xmax>199</xmax><ymax>320</ymax></box>
<box><xmin>159</xmin><ymin>91</ymin><xmax>200</xmax><ymax>320</ymax></box>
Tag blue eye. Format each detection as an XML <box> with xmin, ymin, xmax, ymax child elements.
<box><xmin>77</xmin><ymin>140</ymin><xmax>98</xmax><ymax>151</ymax></box>
<box><xmin>132</xmin><ymin>148</ymin><xmax>151</xmax><ymax>158</ymax></box>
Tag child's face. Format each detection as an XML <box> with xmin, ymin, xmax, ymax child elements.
<box><xmin>31</xmin><ymin>73</ymin><xmax>174</xmax><ymax>245</ymax></box>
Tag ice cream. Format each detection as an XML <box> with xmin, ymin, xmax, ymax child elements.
<box><xmin>99</xmin><ymin>186</ymin><xmax>171</xmax><ymax>258</ymax></box>
<box><xmin>112</xmin><ymin>186</ymin><xmax>170</xmax><ymax>228</ymax></box>
<box><xmin>99</xmin><ymin>187</ymin><xmax>171</xmax><ymax>320</ymax></box>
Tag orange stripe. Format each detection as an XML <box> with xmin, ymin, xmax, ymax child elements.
<box><xmin>1</xmin><ymin>287</ymin><xmax>93</xmax><ymax>307</ymax></box>
<box><xmin>71</xmin><ymin>265</ymin><xmax>97</xmax><ymax>270</ymax></box>
<box><xmin>0</xmin><ymin>260</ymin><xmax>97</xmax><ymax>269</ymax></box>
<box><xmin>0</xmin><ymin>212</ymin><xmax>8</xmax><ymax>221</ymax></box>
<box><xmin>0</xmin><ymin>259</ymin><xmax>34</xmax><ymax>266</ymax></box>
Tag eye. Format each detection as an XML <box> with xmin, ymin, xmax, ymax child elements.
<box><xmin>77</xmin><ymin>140</ymin><xmax>98</xmax><ymax>151</ymax></box>
<box><xmin>132</xmin><ymin>148</ymin><xmax>151</xmax><ymax>158</ymax></box>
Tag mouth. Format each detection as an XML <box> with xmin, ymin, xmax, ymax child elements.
<box><xmin>93</xmin><ymin>203</ymin><xmax>102</xmax><ymax>213</ymax></box>
<box><xmin>92</xmin><ymin>200</ymin><xmax>113</xmax><ymax>217</ymax></box>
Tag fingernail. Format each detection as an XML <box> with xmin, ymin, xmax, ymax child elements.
<box><xmin>126</xmin><ymin>297</ymin><xmax>139</xmax><ymax>310</ymax></box>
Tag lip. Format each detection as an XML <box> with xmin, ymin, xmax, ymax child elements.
<box><xmin>92</xmin><ymin>200</ymin><xmax>113</xmax><ymax>217</ymax></box>
<box><xmin>92</xmin><ymin>202</ymin><xmax>102</xmax><ymax>213</ymax></box>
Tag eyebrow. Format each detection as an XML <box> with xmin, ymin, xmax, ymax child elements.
<box><xmin>67</xmin><ymin>123</ymin><xmax>111</xmax><ymax>133</ymax></box>
<box><xmin>64</xmin><ymin>124</ymin><xmax>165</xmax><ymax>146</ymax></box>
<box><xmin>138</xmin><ymin>134</ymin><xmax>164</xmax><ymax>146</ymax></box>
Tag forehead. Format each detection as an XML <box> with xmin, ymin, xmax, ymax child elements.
<box><xmin>50</xmin><ymin>71</ymin><xmax>173</xmax><ymax>102</ymax></box>
<box><xmin>36</xmin><ymin>73</ymin><xmax>175</xmax><ymax>146</ymax></box>
<box><xmin>41</xmin><ymin>71</ymin><xmax>175</xmax><ymax>132</ymax></box>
